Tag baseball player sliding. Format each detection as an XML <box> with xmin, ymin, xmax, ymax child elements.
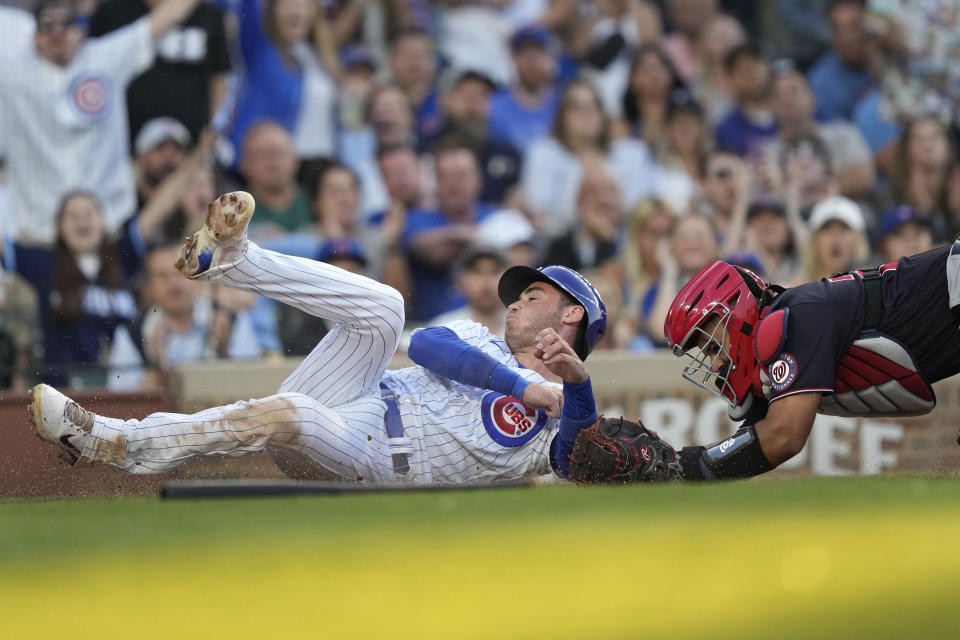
<box><xmin>30</xmin><ymin>191</ymin><xmax>607</xmax><ymax>484</ymax></box>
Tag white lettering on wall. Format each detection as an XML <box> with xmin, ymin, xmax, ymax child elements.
<box><xmin>693</xmin><ymin>397</ymin><xmax>735</xmax><ymax>448</ymax></box>
<box><xmin>859</xmin><ymin>421</ymin><xmax>904</xmax><ymax>474</ymax></box>
<box><xmin>640</xmin><ymin>399</ymin><xmax>693</xmax><ymax>447</ymax></box>
<box><xmin>636</xmin><ymin>398</ymin><xmax>907</xmax><ymax>476</ymax></box>
<box><xmin>810</xmin><ymin>415</ymin><xmax>855</xmax><ymax>476</ymax></box>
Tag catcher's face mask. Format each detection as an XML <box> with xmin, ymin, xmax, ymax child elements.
<box><xmin>674</xmin><ymin>309</ymin><xmax>738</xmax><ymax>405</ymax></box>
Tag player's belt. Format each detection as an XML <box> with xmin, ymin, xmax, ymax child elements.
<box><xmin>860</xmin><ymin>268</ymin><xmax>884</xmax><ymax>329</ymax></box>
<box><xmin>379</xmin><ymin>383</ymin><xmax>411</xmax><ymax>475</ymax></box>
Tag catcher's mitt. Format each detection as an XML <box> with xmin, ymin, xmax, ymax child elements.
<box><xmin>568</xmin><ymin>416</ymin><xmax>683</xmax><ymax>484</ymax></box>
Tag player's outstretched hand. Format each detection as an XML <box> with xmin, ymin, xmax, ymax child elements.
<box><xmin>522</xmin><ymin>383</ymin><xmax>563</xmax><ymax>419</ymax></box>
<box><xmin>534</xmin><ymin>328</ymin><xmax>588</xmax><ymax>384</ymax></box>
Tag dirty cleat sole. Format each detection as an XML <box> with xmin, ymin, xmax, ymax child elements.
<box><xmin>175</xmin><ymin>191</ymin><xmax>255</xmax><ymax>278</ymax></box>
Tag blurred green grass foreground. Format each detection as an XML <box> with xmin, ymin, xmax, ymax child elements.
<box><xmin>2</xmin><ymin>475</ymin><xmax>958</xmax><ymax>639</ymax></box>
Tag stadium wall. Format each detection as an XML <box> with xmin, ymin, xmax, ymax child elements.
<box><xmin>3</xmin><ymin>352</ymin><xmax>959</xmax><ymax>497</ymax></box>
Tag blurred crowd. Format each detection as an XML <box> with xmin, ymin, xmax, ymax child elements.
<box><xmin>1</xmin><ymin>0</ymin><xmax>959</xmax><ymax>390</ymax></box>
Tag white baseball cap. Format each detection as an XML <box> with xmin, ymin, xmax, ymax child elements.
<box><xmin>476</xmin><ymin>209</ymin><xmax>535</xmax><ymax>250</ymax></box>
<box><xmin>808</xmin><ymin>196</ymin><xmax>865</xmax><ymax>233</ymax></box>
<box><xmin>134</xmin><ymin>117</ymin><xmax>191</xmax><ymax>156</ymax></box>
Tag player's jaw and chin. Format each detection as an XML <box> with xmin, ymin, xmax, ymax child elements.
<box><xmin>504</xmin><ymin>305</ymin><xmax>566</xmax><ymax>354</ymax></box>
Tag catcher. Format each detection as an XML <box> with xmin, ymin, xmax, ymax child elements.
<box><xmin>570</xmin><ymin>242</ymin><xmax>960</xmax><ymax>483</ymax></box>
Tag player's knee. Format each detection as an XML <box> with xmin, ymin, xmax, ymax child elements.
<box><xmin>376</xmin><ymin>285</ymin><xmax>406</xmax><ymax>331</ymax></box>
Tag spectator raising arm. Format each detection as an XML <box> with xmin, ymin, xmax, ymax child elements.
<box><xmin>407</xmin><ymin>224</ymin><xmax>476</xmax><ymax>271</ymax></box>
<box><xmin>149</xmin><ymin>0</ymin><xmax>202</xmax><ymax>40</ymax></box>
<box><xmin>135</xmin><ymin>130</ymin><xmax>217</xmax><ymax>242</ymax></box>
<box><xmin>719</xmin><ymin>161</ymin><xmax>752</xmax><ymax>257</ymax></box>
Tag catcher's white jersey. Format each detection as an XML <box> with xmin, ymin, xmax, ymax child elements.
<box><xmin>81</xmin><ymin>243</ymin><xmax>559</xmax><ymax>484</ymax></box>
<box><xmin>381</xmin><ymin>320</ymin><xmax>559</xmax><ymax>483</ymax></box>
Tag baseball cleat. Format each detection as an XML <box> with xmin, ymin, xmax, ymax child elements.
<box><xmin>175</xmin><ymin>190</ymin><xmax>255</xmax><ymax>278</ymax></box>
<box><xmin>30</xmin><ymin>384</ymin><xmax>96</xmax><ymax>465</ymax></box>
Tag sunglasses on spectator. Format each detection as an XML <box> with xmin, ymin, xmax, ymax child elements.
<box><xmin>566</xmin><ymin>99</ymin><xmax>600</xmax><ymax>112</ymax></box>
<box><xmin>770</xmin><ymin>58</ymin><xmax>798</xmax><ymax>77</ymax></box>
<box><xmin>37</xmin><ymin>14</ymin><xmax>83</xmax><ymax>33</ymax></box>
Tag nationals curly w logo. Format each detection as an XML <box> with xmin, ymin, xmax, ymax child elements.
<box><xmin>768</xmin><ymin>353</ymin><xmax>798</xmax><ymax>391</ymax></box>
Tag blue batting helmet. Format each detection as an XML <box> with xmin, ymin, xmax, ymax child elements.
<box><xmin>498</xmin><ymin>265</ymin><xmax>607</xmax><ymax>360</ymax></box>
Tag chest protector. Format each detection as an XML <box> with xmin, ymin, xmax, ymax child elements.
<box><xmin>754</xmin><ymin>308</ymin><xmax>936</xmax><ymax>418</ymax></box>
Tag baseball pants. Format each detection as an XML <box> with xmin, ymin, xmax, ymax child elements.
<box><xmin>81</xmin><ymin>243</ymin><xmax>410</xmax><ymax>483</ymax></box>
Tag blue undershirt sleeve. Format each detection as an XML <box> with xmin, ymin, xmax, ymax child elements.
<box><xmin>551</xmin><ymin>378</ymin><xmax>598</xmax><ymax>478</ymax></box>
<box><xmin>2</xmin><ymin>236</ymin><xmax>15</xmax><ymax>272</ymax></box>
<box><xmin>408</xmin><ymin>327</ymin><xmax>531</xmax><ymax>399</ymax></box>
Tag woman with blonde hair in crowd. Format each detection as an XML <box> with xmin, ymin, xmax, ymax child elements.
<box><xmin>230</xmin><ymin>0</ymin><xmax>340</xmax><ymax>171</ymax></box>
<box><xmin>646</xmin><ymin>213</ymin><xmax>719</xmax><ymax>346</ymax></box>
<box><xmin>802</xmin><ymin>196</ymin><xmax>871</xmax><ymax>283</ymax></box>
<box><xmin>613</xmin><ymin>197</ymin><xmax>677</xmax><ymax>350</ymax></box>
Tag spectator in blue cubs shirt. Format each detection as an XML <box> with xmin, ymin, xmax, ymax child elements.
<box><xmin>488</xmin><ymin>25</ymin><xmax>561</xmax><ymax>152</ymax></box>
<box><xmin>389</xmin><ymin>27</ymin><xmax>441</xmax><ymax>142</ymax></box>
<box><xmin>714</xmin><ymin>43</ymin><xmax>777</xmax><ymax>157</ymax></box>
<box><xmin>403</xmin><ymin>138</ymin><xmax>494</xmax><ymax>322</ymax></box>
<box><xmin>339</xmin><ymin>84</ymin><xmax>418</xmax><ymax>218</ymax></box>
<box><xmin>806</xmin><ymin>0</ymin><xmax>873</xmax><ymax>121</ymax></box>
<box><xmin>421</xmin><ymin>68</ymin><xmax>522</xmax><ymax>207</ymax></box>
<box><xmin>228</xmin><ymin>0</ymin><xmax>339</xmax><ymax>168</ymax></box>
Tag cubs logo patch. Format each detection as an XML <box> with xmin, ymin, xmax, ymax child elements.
<box><xmin>69</xmin><ymin>74</ymin><xmax>113</xmax><ymax>121</ymax></box>
<box><xmin>480</xmin><ymin>392</ymin><xmax>548</xmax><ymax>447</ymax></box>
<box><xmin>768</xmin><ymin>353</ymin><xmax>798</xmax><ymax>392</ymax></box>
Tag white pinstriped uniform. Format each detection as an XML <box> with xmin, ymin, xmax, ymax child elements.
<box><xmin>82</xmin><ymin>243</ymin><xmax>559</xmax><ymax>484</ymax></box>
<box><xmin>380</xmin><ymin>320</ymin><xmax>559</xmax><ymax>483</ymax></box>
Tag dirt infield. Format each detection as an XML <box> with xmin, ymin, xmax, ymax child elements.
<box><xmin>0</xmin><ymin>388</ymin><xmax>289</xmax><ymax>498</ymax></box>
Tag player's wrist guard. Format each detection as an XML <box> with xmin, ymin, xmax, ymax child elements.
<box><xmin>679</xmin><ymin>425</ymin><xmax>774</xmax><ymax>481</ymax></box>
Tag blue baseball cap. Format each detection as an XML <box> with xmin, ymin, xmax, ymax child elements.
<box><xmin>724</xmin><ymin>251</ymin><xmax>766</xmax><ymax>277</ymax></box>
<box><xmin>880</xmin><ymin>205</ymin><xmax>925</xmax><ymax>238</ymax></box>
<box><xmin>510</xmin><ymin>25</ymin><xmax>553</xmax><ymax>51</ymax></box>
<box><xmin>317</xmin><ymin>238</ymin><xmax>367</xmax><ymax>266</ymax></box>
<box><xmin>340</xmin><ymin>45</ymin><xmax>375</xmax><ymax>71</ymax></box>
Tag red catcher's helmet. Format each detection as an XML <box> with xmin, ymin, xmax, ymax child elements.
<box><xmin>663</xmin><ymin>261</ymin><xmax>766</xmax><ymax>406</ymax></box>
